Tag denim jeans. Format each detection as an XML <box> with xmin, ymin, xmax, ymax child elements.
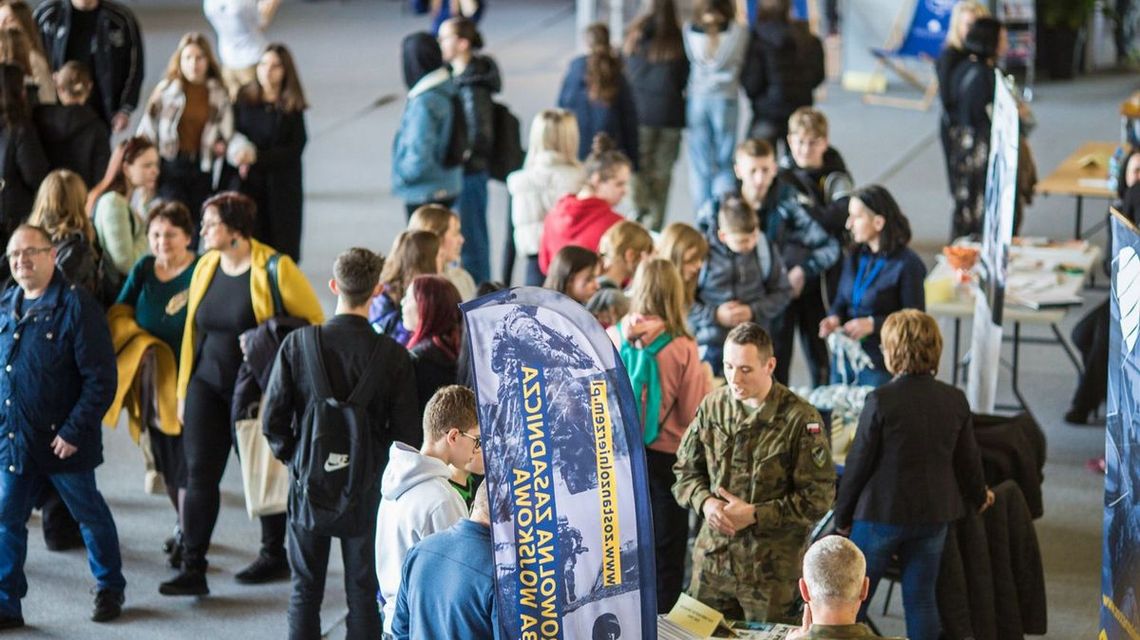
<box><xmin>458</xmin><ymin>171</ymin><xmax>491</xmax><ymax>285</ymax></box>
<box><xmin>0</xmin><ymin>469</ymin><xmax>125</xmax><ymax>616</ymax></box>
<box><xmin>686</xmin><ymin>95</ymin><xmax>739</xmax><ymax>210</ymax></box>
<box><xmin>850</xmin><ymin>520</ymin><xmax>948</xmax><ymax>640</ymax></box>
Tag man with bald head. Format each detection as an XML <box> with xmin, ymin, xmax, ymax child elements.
<box><xmin>0</xmin><ymin>225</ymin><xmax>124</xmax><ymax>629</ymax></box>
<box><xmin>788</xmin><ymin>535</ymin><xmax>904</xmax><ymax>639</ymax></box>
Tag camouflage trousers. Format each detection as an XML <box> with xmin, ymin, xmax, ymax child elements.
<box><xmin>687</xmin><ymin>539</ymin><xmax>802</xmax><ymax>624</ymax></box>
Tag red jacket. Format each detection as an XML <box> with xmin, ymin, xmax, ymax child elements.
<box><xmin>538</xmin><ymin>195</ymin><xmax>623</xmax><ymax>273</ymax></box>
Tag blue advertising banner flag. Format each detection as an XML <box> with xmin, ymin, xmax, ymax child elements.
<box><xmin>461</xmin><ymin>287</ymin><xmax>658</xmax><ymax>640</ymax></box>
<box><xmin>1102</xmin><ymin>211</ymin><xmax>1140</xmax><ymax>639</ymax></box>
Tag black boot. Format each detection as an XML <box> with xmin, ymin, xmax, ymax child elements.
<box><xmin>234</xmin><ymin>551</ymin><xmax>289</xmax><ymax>585</ymax></box>
<box><xmin>159</xmin><ymin>569</ymin><xmax>208</xmax><ymax>596</ymax></box>
<box><xmin>91</xmin><ymin>588</ymin><xmax>124</xmax><ymax>622</ymax></box>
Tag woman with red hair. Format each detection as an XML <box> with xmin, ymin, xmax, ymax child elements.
<box><xmin>402</xmin><ymin>274</ymin><xmax>463</xmax><ymax>412</ymax></box>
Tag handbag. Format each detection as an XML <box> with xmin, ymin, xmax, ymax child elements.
<box><xmin>232</xmin><ymin>253</ymin><xmax>292</xmax><ymax>518</ymax></box>
<box><xmin>235</xmin><ymin>399</ymin><xmax>289</xmax><ymax>518</ymax></box>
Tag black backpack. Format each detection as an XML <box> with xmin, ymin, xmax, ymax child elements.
<box><xmin>441</xmin><ymin>94</ymin><xmax>470</xmax><ymax>168</ymax></box>
<box><xmin>294</xmin><ymin>325</ymin><xmax>387</xmax><ymax>535</ymax></box>
<box><xmin>488</xmin><ymin>101</ymin><xmax>524</xmax><ymax>182</ymax></box>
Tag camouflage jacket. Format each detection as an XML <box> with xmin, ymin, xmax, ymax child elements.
<box><xmin>673</xmin><ymin>383</ymin><xmax>836</xmax><ymax>551</ymax></box>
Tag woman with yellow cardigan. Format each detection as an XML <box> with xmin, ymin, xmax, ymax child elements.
<box><xmin>160</xmin><ymin>192</ymin><xmax>323</xmax><ymax>597</ymax></box>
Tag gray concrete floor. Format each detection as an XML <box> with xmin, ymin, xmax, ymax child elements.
<box><xmin>14</xmin><ymin>0</ymin><xmax>1120</xmax><ymax>637</ymax></box>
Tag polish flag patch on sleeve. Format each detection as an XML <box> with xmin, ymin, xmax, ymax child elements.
<box><xmin>807</xmin><ymin>422</ymin><xmax>821</xmax><ymax>435</ymax></box>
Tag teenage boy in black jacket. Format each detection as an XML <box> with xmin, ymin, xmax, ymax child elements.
<box><xmin>262</xmin><ymin>247</ymin><xmax>420</xmax><ymax>640</ymax></box>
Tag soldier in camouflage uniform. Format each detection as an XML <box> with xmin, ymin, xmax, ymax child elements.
<box><xmin>673</xmin><ymin>323</ymin><xmax>835</xmax><ymax>624</ymax></box>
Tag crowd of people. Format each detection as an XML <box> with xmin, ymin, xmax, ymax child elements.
<box><xmin>0</xmin><ymin>0</ymin><xmax>1087</xmax><ymax>638</ymax></box>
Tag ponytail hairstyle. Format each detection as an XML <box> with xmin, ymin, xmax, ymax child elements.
<box><xmin>583</xmin><ymin>133</ymin><xmax>631</xmax><ymax>184</ymax></box>
<box><xmin>584</xmin><ymin>23</ymin><xmax>622</xmax><ymax>105</ymax></box>
<box><xmin>86</xmin><ymin>136</ymin><xmax>157</xmax><ymax>213</ymax></box>
<box><xmin>849</xmin><ymin>184</ymin><xmax>912</xmax><ymax>254</ymax></box>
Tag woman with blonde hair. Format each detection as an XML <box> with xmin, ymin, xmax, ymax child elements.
<box><xmin>657</xmin><ymin>221</ymin><xmax>709</xmax><ymax>311</ymax></box>
<box><xmin>607</xmin><ymin>257</ymin><xmax>710</xmax><ymax>612</ymax></box>
<box><xmin>28</xmin><ymin>168</ymin><xmax>104</xmax><ymax>295</ymax></box>
<box><xmin>597</xmin><ymin>219</ymin><xmax>654</xmax><ymax>289</ymax></box>
<box><xmin>0</xmin><ymin>1</ymin><xmax>52</xmax><ymax>104</ymax></box>
<box><xmin>506</xmin><ymin>108</ymin><xmax>586</xmax><ymax>285</ymax></box>
<box><xmin>138</xmin><ymin>32</ymin><xmax>254</xmax><ymax>241</ymax></box>
<box><xmin>408</xmin><ymin>203</ymin><xmax>476</xmax><ymax>299</ymax></box>
<box><xmin>369</xmin><ymin>229</ymin><xmax>440</xmax><ymax>345</ymax></box>
<box><xmin>836</xmin><ymin>309</ymin><xmax>992</xmax><ymax>640</ymax></box>
<box><xmin>937</xmin><ymin>0</ymin><xmax>989</xmax><ymax>188</ymax></box>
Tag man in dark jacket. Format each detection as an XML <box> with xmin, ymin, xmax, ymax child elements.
<box><xmin>34</xmin><ymin>0</ymin><xmax>144</xmax><ymax>132</ymax></box>
<box><xmin>0</xmin><ymin>224</ymin><xmax>124</xmax><ymax>629</ymax></box>
<box><xmin>741</xmin><ymin>1</ymin><xmax>824</xmax><ymax>146</ymax></box>
<box><xmin>262</xmin><ymin>247</ymin><xmax>420</xmax><ymax>640</ymax></box>
<box><xmin>731</xmin><ymin>138</ymin><xmax>838</xmax><ymax>387</ymax></box>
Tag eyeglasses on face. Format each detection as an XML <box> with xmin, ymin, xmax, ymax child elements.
<box><xmin>458</xmin><ymin>431</ymin><xmax>481</xmax><ymax>450</ymax></box>
<box><xmin>6</xmin><ymin>247</ymin><xmax>51</xmax><ymax>261</ymax></box>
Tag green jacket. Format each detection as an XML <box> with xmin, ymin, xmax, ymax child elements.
<box><xmin>800</xmin><ymin>623</ymin><xmax>904</xmax><ymax>639</ymax></box>
<box><xmin>673</xmin><ymin>383</ymin><xmax>835</xmax><ymax>596</ymax></box>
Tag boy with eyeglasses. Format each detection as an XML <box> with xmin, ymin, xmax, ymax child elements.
<box><xmin>376</xmin><ymin>384</ymin><xmax>479</xmax><ymax>637</ymax></box>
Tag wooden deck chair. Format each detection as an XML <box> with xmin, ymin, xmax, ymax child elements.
<box><xmin>862</xmin><ymin>0</ymin><xmax>953</xmax><ymax>111</ymax></box>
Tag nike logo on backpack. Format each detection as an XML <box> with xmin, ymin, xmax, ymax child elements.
<box><xmin>324</xmin><ymin>453</ymin><xmax>349</xmax><ymax>472</ymax></box>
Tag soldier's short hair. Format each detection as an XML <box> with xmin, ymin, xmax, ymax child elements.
<box><xmin>725</xmin><ymin>322</ymin><xmax>774</xmax><ymax>360</ymax></box>
<box><xmin>880</xmin><ymin>309</ymin><xmax>942</xmax><ymax>375</ymax></box>
<box><xmin>334</xmin><ymin>247</ymin><xmax>384</xmax><ymax>308</ymax></box>
<box><xmin>802</xmin><ymin>536</ymin><xmax>866</xmax><ymax>603</ymax></box>
<box><xmin>423</xmin><ymin>385</ymin><xmax>478</xmax><ymax>443</ymax></box>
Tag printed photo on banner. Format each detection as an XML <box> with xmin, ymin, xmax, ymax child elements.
<box><xmin>461</xmin><ymin>288</ymin><xmax>658</xmax><ymax>640</ymax></box>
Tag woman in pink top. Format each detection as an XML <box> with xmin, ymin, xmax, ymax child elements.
<box><xmin>607</xmin><ymin>257</ymin><xmax>711</xmax><ymax>613</ymax></box>
<box><xmin>538</xmin><ymin>132</ymin><xmax>629</xmax><ymax>274</ymax></box>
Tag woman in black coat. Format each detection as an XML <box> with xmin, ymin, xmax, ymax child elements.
<box><xmin>835</xmin><ymin>309</ymin><xmax>993</xmax><ymax>640</ymax></box>
<box><xmin>945</xmin><ymin>17</ymin><xmax>1004</xmax><ymax>239</ymax></box>
<box><xmin>622</xmin><ymin>0</ymin><xmax>688</xmax><ymax>231</ymax></box>
<box><xmin>235</xmin><ymin>43</ymin><xmax>308</xmax><ymax>262</ymax></box>
<box><xmin>0</xmin><ymin>62</ymin><xmax>48</xmax><ymax>248</ymax></box>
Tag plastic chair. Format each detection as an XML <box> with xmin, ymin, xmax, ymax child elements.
<box><xmin>862</xmin><ymin>0</ymin><xmax>954</xmax><ymax>111</ymax></box>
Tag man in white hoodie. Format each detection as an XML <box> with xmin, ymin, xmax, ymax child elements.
<box><xmin>376</xmin><ymin>384</ymin><xmax>480</xmax><ymax>636</ymax></box>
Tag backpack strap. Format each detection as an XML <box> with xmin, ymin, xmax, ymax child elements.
<box><xmin>345</xmin><ymin>336</ymin><xmax>389</xmax><ymax>407</ymax></box>
<box><xmin>301</xmin><ymin>325</ymin><xmax>335</xmax><ymax>400</ymax></box>
<box><xmin>266</xmin><ymin>253</ymin><xmax>284</xmax><ymax>317</ymax></box>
